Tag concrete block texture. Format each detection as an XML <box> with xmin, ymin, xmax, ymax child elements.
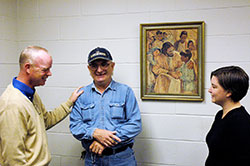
<box><xmin>0</xmin><ymin>0</ymin><xmax>249</xmax><ymax>165</ymax></box>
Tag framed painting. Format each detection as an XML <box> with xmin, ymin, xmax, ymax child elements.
<box><xmin>140</xmin><ymin>21</ymin><xmax>205</xmax><ymax>101</ymax></box>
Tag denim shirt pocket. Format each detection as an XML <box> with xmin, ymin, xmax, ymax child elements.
<box><xmin>109</xmin><ymin>102</ymin><xmax>125</xmax><ymax>122</ymax></box>
<box><xmin>80</xmin><ymin>103</ymin><xmax>95</xmax><ymax>122</ymax></box>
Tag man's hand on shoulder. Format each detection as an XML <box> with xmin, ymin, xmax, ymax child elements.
<box><xmin>69</xmin><ymin>86</ymin><xmax>84</xmax><ymax>103</ymax></box>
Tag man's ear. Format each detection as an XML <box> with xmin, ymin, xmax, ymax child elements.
<box><xmin>111</xmin><ymin>62</ymin><xmax>115</xmax><ymax>68</ymax></box>
<box><xmin>87</xmin><ymin>65</ymin><xmax>91</xmax><ymax>71</ymax></box>
<box><xmin>24</xmin><ymin>63</ymin><xmax>32</xmax><ymax>74</ymax></box>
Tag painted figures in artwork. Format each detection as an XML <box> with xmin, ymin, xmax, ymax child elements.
<box><xmin>146</xmin><ymin>29</ymin><xmax>198</xmax><ymax>95</ymax></box>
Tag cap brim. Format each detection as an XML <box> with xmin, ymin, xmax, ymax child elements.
<box><xmin>88</xmin><ymin>57</ymin><xmax>111</xmax><ymax>64</ymax></box>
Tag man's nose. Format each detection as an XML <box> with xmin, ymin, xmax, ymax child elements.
<box><xmin>96</xmin><ymin>65</ymin><xmax>103</xmax><ymax>72</ymax></box>
<box><xmin>47</xmin><ymin>70</ymin><xmax>52</xmax><ymax>76</ymax></box>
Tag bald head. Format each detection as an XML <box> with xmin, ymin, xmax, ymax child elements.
<box><xmin>19</xmin><ymin>46</ymin><xmax>50</xmax><ymax>69</ymax></box>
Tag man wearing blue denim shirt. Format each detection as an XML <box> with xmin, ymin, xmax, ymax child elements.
<box><xmin>70</xmin><ymin>47</ymin><xmax>142</xmax><ymax>166</ymax></box>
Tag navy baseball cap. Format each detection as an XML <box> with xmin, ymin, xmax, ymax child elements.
<box><xmin>88</xmin><ymin>47</ymin><xmax>113</xmax><ymax>64</ymax></box>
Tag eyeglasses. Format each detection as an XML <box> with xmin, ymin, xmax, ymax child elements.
<box><xmin>89</xmin><ymin>61</ymin><xmax>111</xmax><ymax>70</ymax></box>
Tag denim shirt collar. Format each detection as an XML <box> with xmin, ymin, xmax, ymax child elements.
<box><xmin>91</xmin><ymin>79</ymin><xmax>116</xmax><ymax>93</ymax></box>
<box><xmin>12</xmin><ymin>77</ymin><xmax>35</xmax><ymax>101</ymax></box>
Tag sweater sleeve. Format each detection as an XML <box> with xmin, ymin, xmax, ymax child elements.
<box><xmin>34</xmin><ymin>93</ymin><xmax>73</xmax><ymax>130</ymax></box>
<box><xmin>0</xmin><ymin>104</ymin><xmax>28</xmax><ymax>166</ymax></box>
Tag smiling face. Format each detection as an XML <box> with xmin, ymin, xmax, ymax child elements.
<box><xmin>29</xmin><ymin>51</ymin><xmax>52</xmax><ymax>88</ymax></box>
<box><xmin>88</xmin><ymin>59</ymin><xmax>115</xmax><ymax>88</ymax></box>
<box><xmin>208</xmin><ymin>76</ymin><xmax>231</xmax><ymax>106</ymax></box>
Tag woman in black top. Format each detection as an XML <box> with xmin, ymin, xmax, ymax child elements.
<box><xmin>206</xmin><ymin>66</ymin><xmax>250</xmax><ymax>166</ymax></box>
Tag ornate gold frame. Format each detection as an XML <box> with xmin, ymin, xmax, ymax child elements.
<box><xmin>140</xmin><ymin>21</ymin><xmax>205</xmax><ymax>101</ymax></box>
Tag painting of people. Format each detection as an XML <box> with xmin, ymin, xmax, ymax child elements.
<box><xmin>140</xmin><ymin>22</ymin><xmax>204</xmax><ymax>101</ymax></box>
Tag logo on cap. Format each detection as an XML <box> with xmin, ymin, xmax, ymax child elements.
<box><xmin>90</xmin><ymin>51</ymin><xmax>107</xmax><ymax>58</ymax></box>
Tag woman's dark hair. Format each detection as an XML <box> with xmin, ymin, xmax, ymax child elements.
<box><xmin>211</xmin><ymin>66</ymin><xmax>249</xmax><ymax>102</ymax></box>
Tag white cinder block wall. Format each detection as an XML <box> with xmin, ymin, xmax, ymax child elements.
<box><xmin>0</xmin><ymin>0</ymin><xmax>18</xmax><ymax>95</ymax></box>
<box><xmin>0</xmin><ymin>0</ymin><xmax>249</xmax><ymax>165</ymax></box>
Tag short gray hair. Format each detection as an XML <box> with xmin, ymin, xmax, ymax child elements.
<box><xmin>19</xmin><ymin>46</ymin><xmax>48</xmax><ymax>68</ymax></box>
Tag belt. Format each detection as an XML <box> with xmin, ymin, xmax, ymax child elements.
<box><xmin>102</xmin><ymin>143</ymin><xmax>133</xmax><ymax>156</ymax></box>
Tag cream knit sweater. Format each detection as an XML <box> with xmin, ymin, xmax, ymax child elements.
<box><xmin>0</xmin><ymin>84</ymin><xmax>73</xmax><ymax>166</ymax></box>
